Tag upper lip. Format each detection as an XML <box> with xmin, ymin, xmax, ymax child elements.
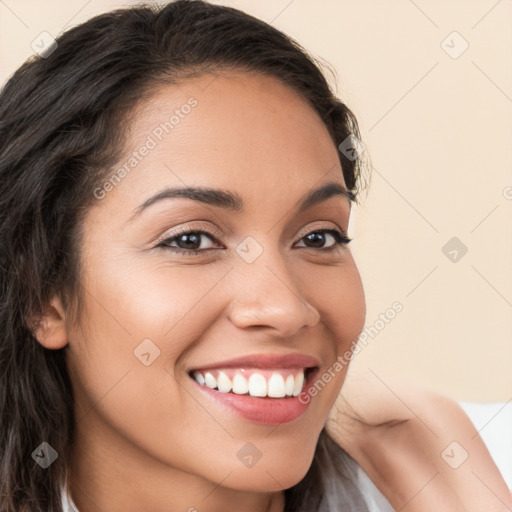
<box><xmin>189</xmin><ymin>353</ymin><xmax>320</xmax><ymax>372</ymax></box>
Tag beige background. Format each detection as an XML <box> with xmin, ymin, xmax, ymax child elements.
<box><xmin>1</xmin><ymin>0</ymin><xmax>510</xmax><ymax>402</ymax></box>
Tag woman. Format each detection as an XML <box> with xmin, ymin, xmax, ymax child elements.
<box><xmin>0</xmin><ymin>1</ymin><xmax>509</xmax><ymax>511</ymax></box>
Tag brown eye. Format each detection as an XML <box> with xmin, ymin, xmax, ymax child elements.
<box><xmin>295</xmin><ymin>229</ymin><xmax>352</xmax><ymax>250</ymax></box>
<box><xmin>156</xmin><ymin>229</ymin><xmax>220</xmax><ymax>255</ymax></box>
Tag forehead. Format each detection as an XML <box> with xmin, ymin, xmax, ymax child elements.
<box><xmin>95</xmin><ymin>71</ymin><xmax>347</xmax><ymax>217</ymax></box>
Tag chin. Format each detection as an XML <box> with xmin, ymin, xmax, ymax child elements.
<box><xmin>215</xmin><ymin>446</ymin><xmax>317</xmax><ymax>493</ymax></box>
<box><xmin>226</xmin><ymin>466</ymin><xmax>312</xmax><ymax>493</ymax></box>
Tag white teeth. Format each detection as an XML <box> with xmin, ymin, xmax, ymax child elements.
<box><xmin>268</xmin><ymin>373</ymin><xmax>286</xmax><ymax>398</ymax></box>
<box><xmin>292</xmin><ymin>371</ymin><xmax>304</xmax><ymax>396</ymax></box>
<box><xmin>217</xmin><ymin>371</ymin><xmax>232</xmax><ymax>393</ymax></box>
<box><xmin>192</xmin><ymin>368</ymin><xmax>307</xmax><ymax>398</ymax></box>
<box><xmin>248</xmin><ymin>373</ymin><xmax>267</xmax><ymax>397</ymax></box>
<box><xmin>193</xmin><ymin>371</ymin><xmax>205</xmax><ymax>386</ymax></box>
<box><xmin>285</xmin><ymin>375</ymin><xmax>295</xmax><ymax>396</ymax></box>
<box><xmin>232</xmin><ymin>373</ymin><xmax>249</xmax><ymax>394</ymax></box>
<box><xmin>204</xmin><ymin>372</ymin><xmax>217</xmax><ymax>389</ymax></box>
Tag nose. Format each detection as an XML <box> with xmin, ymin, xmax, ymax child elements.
<box><xmin>226</xmin><ymin>254</ymin><xmax>321</xmax><ymax>338</ymax></box>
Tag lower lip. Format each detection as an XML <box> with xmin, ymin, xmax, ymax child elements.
<box><xmin>190</xmin><ymin>370</ymin><xmax>319</xmax><ymax>425</ymax></box>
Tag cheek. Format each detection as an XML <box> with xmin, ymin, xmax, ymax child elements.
<box><xmin>77</xmin><ymin>254</ymin><xmax>232</xmax><ymax>356</ymax></box>
<box><xmin>66</xmin><ymin>255</ymin><xmax>230</xmax><ymax>423</ymax></box>
<box><xmin>309</xmin><ymin>259</ymin><xmax>366</xmax><ymax>355</ymax></box>
<box><xmin>302</xmin><ymin>259</ymin><xmax>366</xmax><ymax>407</ymax></box>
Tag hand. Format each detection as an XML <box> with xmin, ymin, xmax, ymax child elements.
<box><xmin>324</xmin><ymin>365</ymin><xmax>512</xmax><ymax>512</ymax></box>
<box><xmin>325</xmin><ymin>365</ymin><xmax>414</xmax><ymax>455</ymax></box>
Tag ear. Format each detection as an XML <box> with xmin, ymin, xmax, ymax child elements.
<box><xmin>30</xmin><ymin>295</ymin><xmax>69</xmax><ymax>350</ymax></box>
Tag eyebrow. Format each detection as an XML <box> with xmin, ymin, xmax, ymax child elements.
<box><xmin>128</xmin><ymin>180</ymin><xmax>354</xmax><ymax>222</ymax></box>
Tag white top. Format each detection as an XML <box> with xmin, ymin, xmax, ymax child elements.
<box><xmin>61</xmin><ymin>486</ymin><xmax>78</xmax><ymax>512</ymax></box>
<box><xmin>353</xmin><ymin>461</ymin><xmax>396</xmax><ymax>512</ymax></box>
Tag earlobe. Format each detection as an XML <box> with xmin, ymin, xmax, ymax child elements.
<box><xmin>30</xmin><ymin>295</ymin><xmax>69</xmax><ymax>350</ymax></box>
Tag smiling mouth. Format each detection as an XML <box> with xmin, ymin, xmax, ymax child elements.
<box><xmin>188</xmin><ymin>366</ymin><xmax>318</xmax><ymax>399</ymax></box>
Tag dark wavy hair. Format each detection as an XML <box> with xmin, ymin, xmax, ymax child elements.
<box><xmin>0</xmin><ymin>1</ymin><xmax>370</xmax><ymax>510</ymax></box>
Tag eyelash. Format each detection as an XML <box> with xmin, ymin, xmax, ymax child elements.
<box><xmin>154</xmin><ymin>227</ymin><xmax>352</xmax><ymax>256</ymax></box>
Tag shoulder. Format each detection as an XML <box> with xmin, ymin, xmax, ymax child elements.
<box><xmin>326</xmin><ymin>368</ymin><xmax>512</xmax><ymax>512</ymax></box>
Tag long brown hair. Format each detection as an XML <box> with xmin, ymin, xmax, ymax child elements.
<box><xmin>0</xmin><ymin>1</ymin><xmax>369</xmax><ymax>510</ymax></box>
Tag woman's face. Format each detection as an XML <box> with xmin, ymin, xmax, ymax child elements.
<box><xmin>65</xmin><ymin>71</ymin><xmax>366</xmax><ymax>497</ymax></box>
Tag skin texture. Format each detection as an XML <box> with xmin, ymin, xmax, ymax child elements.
<box><xmin>35</xmin><ymin>72</ymin><xmax>366</xmax><ymax>512</ymax></box>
